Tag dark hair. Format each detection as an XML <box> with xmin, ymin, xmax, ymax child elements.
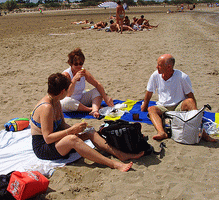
<box><xmin>141</xmin><ymin>15</ymin><xmax>144</xmax><ymax>18</ymax></box>
<box><xmin>47</xmin><ymin>73</ymin><xmax>71</xmax><ymax>96</ymax></box>
<box><xmin>67</xmin><ymin>48</ymin><xmax>85</xmax><ymax>66</ymax></box>
<box><xmin>117</xmin><ymin>1</ymin><xmax>121</xmax><ymax>5</ymax></box>
<box><xmin>110</xmin><ymin>20</ymin><xmax>114</xmax><ymax>24</ymax></box>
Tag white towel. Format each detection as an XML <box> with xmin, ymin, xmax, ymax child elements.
<box><xmin>0</xmin><ymin>127</ymin><xmax>94</xmax><ymax>176</ymax></box>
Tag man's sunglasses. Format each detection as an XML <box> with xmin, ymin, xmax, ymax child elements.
<box><xmin>74</xmin><ymin>62</ymin><xmax>84</xmax><ymax>66</ymax></box>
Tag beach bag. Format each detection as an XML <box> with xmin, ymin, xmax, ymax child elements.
<box><xmin>164</xmin><ymin>105</ymin><xmax>211</xmax><ymax>144</ymax></box>
<box><xmin>4</xmin><ymin>118</ymin><xmax>29</xmax><ymax>132</ymax></box>
<box><xmin>0</xmin><ymin>172</ymin><xmax>15</xmax><ymax>200</ymax></box>
<box><xmin>7</xmin><ymin>171</ymin><xmax>49</xmax><ymax>200</ymax></box>
<box><xmin>98</xmin><ymin>120</ymin><xmax>154</xmax><ymax>155</ymax></box>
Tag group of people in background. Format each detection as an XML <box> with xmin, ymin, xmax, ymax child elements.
<box><xmin>109</xmin><ymin>14</ymin><xmax>158</xmax><ymax>32</ymax></box>
<box><xmin>73</xmin><ymin>1</ymin><xmax>158</xmax><ymax>33</ymax></box>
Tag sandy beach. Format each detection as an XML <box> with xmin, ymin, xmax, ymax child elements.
<box><xmin>0</xmin><ymin>5</ymin><xmax>219</xmax><ymax>199</ymax></box>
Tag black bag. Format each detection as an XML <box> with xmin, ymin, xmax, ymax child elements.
<box><xmin>98</xmin><ymin>120</ymin><xmax>154</xmax><ymax>155</ymax></box>
<box><xmin>0</xmin><ymin>171</ymin><xmax>15</xmax><ymax>200</ymax></box>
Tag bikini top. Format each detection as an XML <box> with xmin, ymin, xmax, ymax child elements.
<box><xmin>30</xmin><ymin>102</ymin><xmax>62</xmax><ymax>132</ymax></box>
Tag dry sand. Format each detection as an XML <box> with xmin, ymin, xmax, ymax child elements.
<box><xmin>0</xmin><ymin>5</ymin><xmax>219</xmax><ymax>200</ymax></box>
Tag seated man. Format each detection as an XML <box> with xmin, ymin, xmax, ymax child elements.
<box><xmin>141</xmin><ymin>54</ymin><xmax>216</xmax><ymax>142</ymax></box>
<box><xmin>136</xmin><ymin>15</ymin><xmax>146</xmax><ymax>26</ymax></box>
<box><xmin>82</xmin><ymin>21</ymin><xmax>108</xmax><ymax>30</ymax></box>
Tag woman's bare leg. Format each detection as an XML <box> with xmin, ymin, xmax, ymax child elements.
<box><xmin>84</xmin><ymin>130</ymin><xmax>144</xmax><ymax>161</ymax></box>
<box><xmin>55</xmin><ymin>135</ymin><xmax>133</xmax><ymax>172</ymax></box>
<box><xmin>77</xmin><ymin>103</ymin><xmax>92</xmax><ymax>112</ymax></box>
<box><xmin>89</xmin><ymin>96</ymin><xmax>102</xmax><ymax>118</ymax></box>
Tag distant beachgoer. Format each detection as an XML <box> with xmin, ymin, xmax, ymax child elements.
<box><xmin>193</xmin><ymin>4</ymin><xmax>196</xmax><ymax>9</ymax></box>
<box><xmin>123</xmin><ymin>16</ymin><xmax>130</xmax><ymax>26</ymax></box>
<box><xmin>71</xmin><ymin>20</ymin><xmax>89</xmax><ymax>25</ymax></box>
<box><xmin>180</xmin><ymin>4</ymin><xmax>184</xmax><ymax>11</ymax></box>
<box><xmin>116</xmin><ymin>0</ymin><xmax>125</xmax><ymax>34</ymax></box>
<box><xmin>109</xmin><ymin>20</ymin><xmax>135</xmax><ymax>32</ymax></box>
<box><xmin>60</xmin><ymin>48</ymin><xmax>114</xmax><ymax>118</ymax></box>
<box><xmin>140</xmin><ymin>20</ymin><xmax>159</xmax><ymax>30</ymax></box>
<box><xmin>39</xmin><ymin>8</ymin><xmax>43</xmax><ymax>14</ymax></box>
<box><xmin>130</xmin><ymin>17</ymin><xmax>139</xmax><ymax>30</ymax></box>
<box><xmin>136</xmin><ymin>15</ymin><xmax>146</xmax><ymax>26</ymax></box>
<box><xmin>82</xmin><ymin>21</ymin><xmax>108</xmax><ymax>30</ymax></box>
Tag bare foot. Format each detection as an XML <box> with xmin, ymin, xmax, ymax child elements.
<box><xmin>89</xmin><ymin>110</ymin><xmax>100</xmax><ymax>118</ymax></box>
<box><xmin>117</xmin><ymin>151</ymin><xmax>144</xmax><ymax>162</ymax></box>
<box><xmin>153</xmin><ymin>132</ymin><xmax>168</xmax><ymax>140</ymax></box>
<box><xmin>202</xmin><ymin>131</ymin><xmax>217</xmax><ymax>142</ymax></box>
<box><xmin>115</xmin><ymin>162</ymin><xmax>133</xmax><ymax>172</ymax></box>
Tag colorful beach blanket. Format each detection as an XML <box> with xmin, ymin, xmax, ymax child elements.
<box><xmin>0</xmin><ymin>127</ymin><xmax>94</xmax><ymax>176</ymax></box>
<box><xmin>64</xmin><ymin>99</ymin><xmax>219</xmax><ymax>128</ymax></box>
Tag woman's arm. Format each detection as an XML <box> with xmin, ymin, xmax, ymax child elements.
<box><xmin>85</xmin><ymin>70</ymin><xmax>114</xmax><ymax>107</ymax></box>
<box><xmin>40</xmin><ymin>103</ymin><xmax>87</xmax><ymax>144</ymax></box>
<box><xmin>63</xmin><ymin>70</ymin><xmax>85</xmax><ymax>97</ymax></box>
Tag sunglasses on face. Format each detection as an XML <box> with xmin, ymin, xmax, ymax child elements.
<box><xmin>74</xmin><ymin>62</ymin><xmax>84</xmax><ymax>66</ymax></box>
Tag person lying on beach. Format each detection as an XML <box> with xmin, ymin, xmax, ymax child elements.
<box><xmin>82</xmin><ymin>21</ymin><xmax>108</xmax><ymax>30</ymax></box>
<box><xmin>140</xmin><ymin>20</ymin><xmax>159</xmax><ymax>31</ymax></box>
<box><xmin>71</xmin><ymin>20</ymin><xmax>89</xmax><ymax>25</ymax></box>
<box><xmin>141</xmin><ymin>54</ymin><xmax>216</xmax><ymax>142</ymax></box>
<box><xmin>110</xmin><ymin>20</ymin><xmax>135</xmax><ymax>32</ymax></box>
<box><xmin>60</xmin><ymin>48</ymin><xmax>114</xmax><ymax>118</ymax></box>
<box><xmin>30</xmin><ymin>73</ymin><xmax>144</xmax><ymax>172</ymax></box>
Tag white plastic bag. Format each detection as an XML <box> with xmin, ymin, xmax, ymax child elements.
<box><xmin>99</xmin><ymin>103</ymin><xmax>128</xmax><ymax>118</ymax></box>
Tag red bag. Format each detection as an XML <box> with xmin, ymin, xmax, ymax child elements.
<box><xmin>7</xmin><ymin>171</ymin><xmax>49</xmax><ymax>200</ymax></box>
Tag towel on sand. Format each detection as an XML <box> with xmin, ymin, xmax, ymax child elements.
<box><xmin>64</xmin><ymin>99</ymin><xmax>155</xmax><ymax>124</ymax></box>
<box><xmin>64</xmin><ymin>99</ymin><xmax>219</xmax><ymax>128</ymax></box>
<box><xmin>0</xmin><ymin>127</ymin><xmax>94</xmax><ymax>176</ymax></box>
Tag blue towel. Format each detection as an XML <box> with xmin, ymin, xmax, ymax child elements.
<box><xmin>63</xmin><ymin>100</ymin><xmax>217</xmax><ymax>125</ymax></box>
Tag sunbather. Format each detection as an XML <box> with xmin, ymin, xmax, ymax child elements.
<box><xmin>136</xmin><ymin>15</ymin><xmax>146</xmax><ymax>26</ymax></box>
<box><xmin>30</xmin><ymin>73</ymin><xmax>144</xmax><ymax>172</ymax></box>
<box><xmin>110</xmin><ymin>20</ymin><xmax>135</xmax><ymax>32</ymax></box>
<box><xmin>82</xmin><ymin>21</ymin><xmax>108</xmax><ymax>29</ymax></box>
<box><xmin>71</xmin><ymin>20</ymin><xmax>89</xmax><ymax>25</ymax></box>
<box><xmin>140</xmin><ymin>20</ymin><xmax>159</xmax><ymax>31</ymax></box>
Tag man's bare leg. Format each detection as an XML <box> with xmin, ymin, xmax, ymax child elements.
<box><xmin>148</xmin><ymin>106</ymin><xmax>168</xmax><ymax>140</ymax></box>
<box><xmin>202</xmin><ymin>130</ymin><xmax>217</xmax><ymax>142</ymax></box>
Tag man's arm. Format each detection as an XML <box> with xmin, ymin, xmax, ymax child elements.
<box><xmin>141</xmin><ymin>91</ymin><xmax>153</xmax><ymax>112</ymax></box>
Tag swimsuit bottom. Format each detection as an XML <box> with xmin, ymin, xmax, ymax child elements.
<box><xmin>32</xmin><ymin>135</ymin><xmax>76</xmax><ymax>160</ymax></box>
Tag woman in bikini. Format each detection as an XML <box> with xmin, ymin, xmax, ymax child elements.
<box><xmin>30</xmin><ymin>73</ymin><xmax>144</xmax><ymax>172</ymax></box>
<box><xmin>60</xmin><ymin>48</ymin><xmax>113</xmax><ymax>119</ymax></box>
<box><xmin>116</xmin><ymin>1</ymin><xmax>125</xmax><ymax>34</ymax></box>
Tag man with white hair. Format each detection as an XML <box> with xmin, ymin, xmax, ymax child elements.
<box><xmin>141</xmin><ymin>54</ymin><xmax>216</xmax><ymax>142</ymax></box>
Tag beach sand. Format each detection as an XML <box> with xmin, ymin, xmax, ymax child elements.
<box><xmin>0</xmin><ymin>5</ymin><xmax>219</xmax><ymax>199</ymax></box>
